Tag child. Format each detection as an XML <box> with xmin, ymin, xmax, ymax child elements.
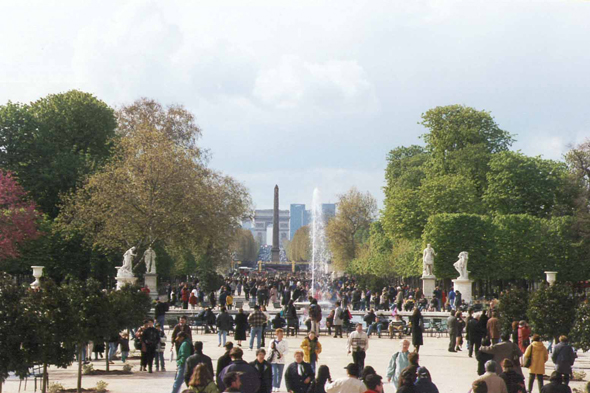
<box><xmin>119</xmin><ymin>332</ymin><xmax>130</xmax><ymax>363</ymax></box>
<box><xmin>301</xmin><ymin>331</ymin><xmax>322</xmax><ymax>373</ymax></box>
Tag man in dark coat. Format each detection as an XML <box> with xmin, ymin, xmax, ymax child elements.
<box><xmin>467</xmin><ymin>312</ymin><xmax>481</xmax><ymax>358</ymax></box>
<box><xmin>218</xmin><ymin>347</ymin><xmax>260</xmax><ymax>393</ymax></box>
<box><xmin>185</xmin><ymin>341</ymin><xmax>214</xmax><ymax>386</ymax></box>
<box><xmin>140</xmin><ymin>319</ymin><xmax>160</xmax><ymax>373</ymax></box>
<box><xmin>541</xmin><ymin>371</ymin><xmax>572</xmax><ymax>393</ymax></box>
<box><xmin>552</xmin><ymin>335</ymin><xmax>577</xmax><ymax>385</ymax></box>
<box><xmin>480</xmin><ymin>332</ymin><xmax>523</xmax><ymax>376</ymax></box>
<box><xmin>171</xmin><ymin>316</ymin><xmax>193</xmax><ymax>350</ymax></box>
<box><xmin>447</xmin><ymin>310</ymin><xmax>457</xmax><ymax>352</ymax></box>
<box><xmin>285</xmin><ymin>350</ymin><xmax>314</xmax><ymax>393</ymax></box>
<box><xmin>217</xmin><ymin>342</ymin><xmax>234</xmax><ymax>384</ymax></box>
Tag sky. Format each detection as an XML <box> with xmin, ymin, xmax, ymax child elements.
<box><xmin>1</xmin><ymin>0</ymin><xmax>589</xmax><ymax>211</ymax></box>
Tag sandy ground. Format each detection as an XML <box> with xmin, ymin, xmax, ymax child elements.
<box><xmin>4</xmin><ymin>328</ymin><xmax>589</xmax><ymax>393</ymax></box>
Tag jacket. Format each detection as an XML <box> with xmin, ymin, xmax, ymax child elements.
<box><xmin>285</xmin><ymin>361</ymin><xmax>314</xmax><ymax>393</ymax></box>
<box><xmin>218</xmin><ymin>360</ymin><xmax>260</xmax><ymax>393</ymax></box>
<box><xmin>480</xmin><ymin>341</ymin><xmax>523</xmax><ymax>376</ymax></box>
<box><xmin>249</xmin><ymin>360</ymin><xmax>272</xmax><ymax>393</ymax></box>
<box><xmin>524</xmin><ymin>341</ymin><xmax>549</xmax><ymax>375</ymax></box>
<box><xmin>217</xmin><ymin>311</ymin><xmax>234</xmax><ymax>331</ymax></box>
<box><xmin>267</xmin><ymin>338</ymin><xmax>289</xmax><ymax>365</ymax></box>
<box><xmin>487</xmin><ymin>318</ymin><xmax>501</xmax><ymax>339</ymax></box>
<box><xmin>476</xmin><ymin>372</ymin><xmax>508</xmax><ymax>393</ymax></box>
<box><xmin>551</xmin><ymin>342</ymin><xmax>576</xmax><ymax>374</ymax></box>
<box><xmin>177</xmin><ymin>340</ymin><xmax>192</xmax><ymax>368</ymax></box>
<box><xmin>386</xmin><ymin>351</ymin><xmax>409</xmax><ymax>388</ymax></box>
<box><xmin>185</xmin><ymin>352</ymin><xmax>214</xmax><ymax>386</ymax></box>
<box><xmin>188</xmin><ymin>381</ymin><xmax>220</xmax><ymax>393</ymax></box>
<box><xmin>499</xmin><ymin>370</ymin><xmax>525</xmax><ymax>393</ymax></box>
<box><xmin>300</xmin><ymin>337</ymin><xmax>322</xmax><ymax>363</ymax></box>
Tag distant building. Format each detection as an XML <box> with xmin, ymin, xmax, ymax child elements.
<box><xmin>289</xmin><ymin>203</ymin><xmax>336</xmax><ymax>239</ymax></box>
<box><xmin>243</xmin><ymin>209</ymin><xmax>289</xmax><ymax>246</ymax></box>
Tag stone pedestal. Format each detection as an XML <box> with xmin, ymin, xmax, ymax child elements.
<box><xmin>421</xmin><ymin>275</ymin><xmax>436</xmax><ymax>299</ymax></box>
<box><xmin>115</xmin><ymin>267</ymin><xmax>137</xmax><ymax>290</ymax></box>
<box><xmin>452</xmin><ymin>278</ymin><xmax>474</xmax><ymax>304</ymax></box>
<box><xmin>144</xmin><ymin>273</ymin><xmax>158</xmax><ymax>300</ymax></box>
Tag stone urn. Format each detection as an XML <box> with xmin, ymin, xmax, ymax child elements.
<box><xmin>31</xmin><ymin>266</ymin><xmax>44</xmax><ymax>289</ymax></box>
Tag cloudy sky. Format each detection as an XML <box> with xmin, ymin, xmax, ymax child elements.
<box><xmin>2</xmin><ymin>1</ymin><xmax>589</xmax><ymax>210</ymax></box>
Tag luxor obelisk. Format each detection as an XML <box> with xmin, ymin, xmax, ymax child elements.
<box><xmin>271</xmin><ymin>185</ymin><xmax>280</xmax><ymax>262</ymax></box>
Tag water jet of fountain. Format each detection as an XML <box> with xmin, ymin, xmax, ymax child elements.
<box><xmin>310</xmin><ymin>188</ymin><xmax>328</xmax><ymax>298</ymax></box>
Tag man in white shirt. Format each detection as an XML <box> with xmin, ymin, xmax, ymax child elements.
<box><xmin>326</xmin><ymin>363</ymin><xmax>367</xmax><ymax>393</ymax></box>
<box><xmin>347</xmin><ymin>323</ymin><xmax>369</xmax><ymax>374</ymax></box>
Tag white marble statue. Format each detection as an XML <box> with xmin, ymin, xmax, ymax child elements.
<box><xmin>422</xmin><ymin>244</ymin><xmax>436</xmax><ymax>277</ymax></box>
<box><xmin>118</xmin><ymin>246</ymin><xmax>136</xmax><ymax>277</ymax></box>
<box><xmin>143</xmin><ymin>246</ymin><xmax>157</xmax><ymax>274</ymax></box>
<box><xmin>453</xmin><ymin>251</ymin><xmax>469</xmax><ymax>280</ymax></box>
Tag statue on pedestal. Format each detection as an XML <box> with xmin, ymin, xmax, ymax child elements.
<box><xmin>453</xmin><ymin>251</ymin><xmax>469</xmax><ymax>280</ymax></box>
<box><xmin>143</xmin><ymin>246</ymin><xmax>157</xmax><ymax>274</ymax></box>
<box><xmin>118</xmin><ymin>246</ymin><xmax>136</xmax><ymax>278</ymax></box>
<box><xmin>422</xmin><ymin>244</ymin><xmax>436</xmax><ymax>277</ymax></box>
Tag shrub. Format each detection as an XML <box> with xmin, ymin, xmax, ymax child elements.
<box><xmin>48</xmin><ymin>382</ymin><xmax>65</xmax><ymax>393</ymax></box>
<box><xmin>122</xmin><ymin>363</ymin><xmax>133</xmax><ymax>373</ymax></box>
<box><xmin>82</xmin><ymin>363</ymin><xmax>95</xmax><ymax>375</ymax></box>
<box><xmin>96</xmin><ymin>380</ymin><xmax>108</xmax><ymax>393</ymax></box>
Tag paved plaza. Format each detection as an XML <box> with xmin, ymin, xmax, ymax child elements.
<box><xmin>4</xmin><ymin>329</ymin><xmax>589</xmax><ymax>393</ymax></box>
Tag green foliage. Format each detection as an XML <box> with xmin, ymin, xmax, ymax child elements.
<box><xmin>420</xmin><ymin>104</ymin><xmax>513</xmax><ymax>189</ymax></box>
<box><xmin>0</xmin><ymin>91</ymin><xmax>117</xmax><ymax>218</ymax></box>
<box><xmin>484</xmin><ymin>152</ymin><xmax>575</xmax><ymax>217</ymax></box>
<box><xmin>108</xmin><ymin>285</ymin><xmax>151</xmax><ymax>331</ymax></box>
<box><xmin>231</xmin><ymin>229</ymin><xmax>258</xmax><ymax>263</ymax></box>
<box><xmin>418</xmin><ymin>174</ymin><xmax>482</xmax><ymax>216</ymax></box>
<box><xmin>48</xmin><ymin>382</ymin><xmax>65</xmax><ymax>393</ymax></box>
<box><xmin>385</xmin><ymin>145</ymin><xmax>428</xmax><ymax>190</ymax></box>
<box><xmin>497</xmin><ymin>287</ymin><xmax>529</xmax><ymax>333</ymax></box>
<box><xmin>527</xmin><ymin>283</ymin><xmax>577</xmax><ymax>341</ymax></box>
<box><xmin>422</xmin><ymin>214</ymin><xmax>493</xmax><ymax>279</ymax></box>
<box><xmin>570</xmin><ymin>300</ymin><xmax>590</xmax><ymax>352</ymax></box>
<box><xmin>382</xmin><ymin>187</ymin><xmax>426</xmax><ymax>240</ymax></box>
<box><xmin>96</xmin><ymin>380</ymin><xmax>108</xmax><ymax>393</ymax></box>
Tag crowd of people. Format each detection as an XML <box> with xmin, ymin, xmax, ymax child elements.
<box><xmin>98</xmin><ymin>271</ymin><xmax>585</xmax><ymax>393</ymax></box>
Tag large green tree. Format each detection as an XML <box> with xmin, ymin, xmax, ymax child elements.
<box><xmin>0</xmin><ymin>91</ymin><xmax>117</xmax><ymax>218</ymax></box>
<box><xmin>58</xmin><ymin>100</ymin><xmax>251</xmax><ymax>271</ymax></box>
<box><xmin>326</xmin><ymin>187</ymin><xmax>377</xmax><ymax>271</ymax></box>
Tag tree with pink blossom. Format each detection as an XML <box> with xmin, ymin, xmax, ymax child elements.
<box><xmin>0</xmin><ymin>170</ymin><xmax>41</xmax><ymax>260</ymax></box>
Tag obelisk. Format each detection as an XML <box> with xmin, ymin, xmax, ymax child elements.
<box><xmin>271</xmin><ymin>185</ymin><xmax>280</xmax><ymax>262</ymax></box>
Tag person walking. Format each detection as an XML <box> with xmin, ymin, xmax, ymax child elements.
<box><xmin>250</xmin><ymin>349</ymin><xmax>273</xmax><ymax>393</ymax></box>
<box><xmin>347</xmin><ymin>323</ymin><xmax>369</xmax><ymax>375</ymax></box>
<box><xmin>325</xmin><ymin>363</ymin><xmax>366</xmax><ymax>393</ymax></box>
<box><xmin>487</xmin><ymin>313</ymin><xmax>501</xmax><ymax>344</ymax></box>
<box><xmin>172</xmin><ymin>332</ymin><xmax>191</xmax><ymax>393</ymax></box>
<box><xmin>447</xmin><ymin>310</ymin><xmax>458</xmax><ymax>352</ymax></box>
<box><xmin>141</xmin><ymin>319</ymin><xmax>160</xmax><ymax>373</ymax></box>
<box><xmin>216</xmin><ymin>307</ymin><xmax>233</xmax><ymax>347</ymax></box>
<box><xmin>187</xmin><ymin>363</ymin><xmax>220</xmax><ymax>393</ymax></box>
<box><xmin>301</xmin><ymin>331</ymin><xmax>322</xmax><ymax>374</ymax></box>
<box><xmin>411</xmin><ymin>307</ymin><xmax>424</xmax><ymax>353</ymax></box>
<box><xmin>523</xmin><ymin>334</ymin><xmax>549</xmax><ymax>393</ymax></box>
<box><xmin>285</xmin><ymin>350</ymin><xmax>314</xmax><ymax>393</ymax></box>
<box><xmin>480</xmin><ymin>332</ymin><xmax>523</xmax><ymax>377</ymax></box>
<box><xmin>155</xmin><ymin>298</ymin><xmax>170</xmax><ymax>328</ymax></box>
<box><xmin>308</xmin><ymin>365</ymin><xmax>332</xmax><ymax>393</ymax></box>
<box><xmin>386</xmin><ymin>339</ymin><xmax>410</xmax><ymax>389</ymax></box>
<box><xmin>185</xmin><ymin>341</ymin><xmax>214</xmax><ymax>387</ymax></box>
<box><xmin>498</xmin><ymin>359</ymin><xmax>525</xmax><ymax>393</ymax></box>
<box><xmin>308</xmin><ymin>298</ymin><xmax>322</xmax><ymax>337</ymax></box>
<box><xmin>475</xmin><ymin>360</ymin><xmax>508</xmax><ymax>393</ymax></box>
<box><xmin>217</xmin><ymin>342</ymin><xmax>234</xmax><ymax>386</ymax></box>
<box><xmin>155</xmin><ymin>322</ymin><xmax>167</xmax><ymax>372</ymax></box>
<box><xmin>218</xmin><ymin>347</ymin><xmax>261</xmax><ymax>393</ymax></box>
<box><xmin>333</xmin><ymin>301</ymin><xmax>344</xmax><ymax>338</ymax></box>
<box><xmin>234</xmin><ymin>308</ymin><xmax>248</xmax><ymax>347</ymax></box>
<box><xmin>415</xmin><ymin>367</ymin><xmax>439</xmax><ymax>393</ymax></box>
<box><xmin>172</xmin><ymin>316</ymin><xmax>193</xmax><ymax>351</ymax></box>
<box><xmin>552</xmin><ymin>335</ymin><xmax>576</xmax><ymax>386</ymax></box>
<box><xmin>267</xmin><ymin>328</ymin><xmax>288</xmax><ymax>392</ymax></box>
<box><xmin>248</xmin><ymin>305</ymin><xmax>268</xmax><ymax>350</ymax></box>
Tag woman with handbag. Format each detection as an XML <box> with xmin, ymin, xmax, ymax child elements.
<box><xmin>523</xmin><ymin>334</ymin><xmax>548</xmax><ymax>393</ymax></box>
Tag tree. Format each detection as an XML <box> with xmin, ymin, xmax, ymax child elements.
<box><xmin>231</xmin><ymin>229</ymin><xmax>259</xmax><ymax>263</ymax></box>
<box><xmin>421</xmin><ymin>214</ymin><xmax>493</xmax><ymax>279</ymax></box>
<box><xmin>58</xmin><ymin>101</ymin><xmax>251</xmax><ymax>270</ymax></box>
<box><xmin>0</xmin><ymin>91</ymin><xmax>117</xmax><ymax>218</ymax></box>
<box><xmin>527</xmin><ymin>283</ymin><xmax>577</xmax><ymax>342</ymax></box>
<box><xmin>0</xmin><ymin>170</ymin><xmax>41</xmax><ymax>260</ymax></box>
<box><xmin>326</xmin><ymin>187</ymin><xmax>377</xmax><ymax>271</ymax></box>
<box><xmin>287</xmin><ymin>226</ymin><xmax>311</xmax><ymax>262</ymax></box>
<box><xmin>497</xmin><ymin>287</ymin><xmax>529</xmax><ymax>334</ymax></box>
<box><xmin>0</xmin><ymin>274</ymin><xmax>32</xmax><ymax>393</ymax></box>
<box><xmin>570</xmin><ymin>300</ymin><xmax>590</xmax><ymax>352</ymax></box>
<box><xmin>484</xmin><ymin>152</ymin><xmax>575</xmax><ymax>217</ymax></box>
<box><xmin>418</xmin><ymin>174</ymin><xmax>482</xmax><ymax>217</ymax></box>
<box><xmin>566</xmin><ymin>139</ymin><xmax>590</xmax><ymax>239</ymax></box>
<box><xmin>420</xmin><ymin>105</ymin><xmax>514</xmax><ymax>190</ymax></box>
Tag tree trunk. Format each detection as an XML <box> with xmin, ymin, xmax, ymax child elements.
<box><xmin>42</xmin><ymin>363</ymin><xmax>48</xmax><ymax>393</ymax></box>
<box><xmin>77</xmin><ymin>345</ymin><xmax>83</xmax><ymax>393</ymax></box>
<box><xmin>1</xmin><ymin>377</ymin><xmax>3</xmax><ymax>393</ymax></box>
<box><xmin>106</xmin><ymin>341</ymin><xmax>109</xmax><ymax>372</ymax></box>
